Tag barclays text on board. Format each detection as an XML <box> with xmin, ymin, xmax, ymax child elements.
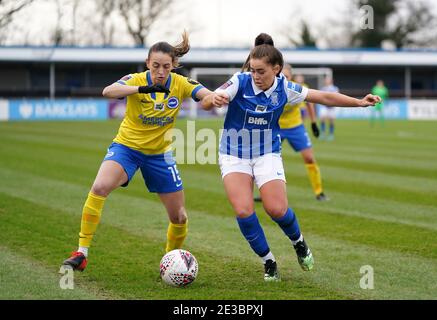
<box><xmin>2</xmin><ymin>99</ymin><xmax>108</xmax><ymax>121</ymax></box>
<box><xmin>1</xmin><ymin>98</ymin><xmax>437</xmax><ymax>121</ymax></box>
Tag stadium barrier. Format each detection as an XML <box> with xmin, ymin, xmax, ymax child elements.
<box><xmin>0</xmin><ymin>98</ymin><xmax>108</xmax><ymax>121</ymax></box>
<box><xmin>1</xmin><ymin>98</ymin><xmax>437</xmax><ymax>121</ymax></box>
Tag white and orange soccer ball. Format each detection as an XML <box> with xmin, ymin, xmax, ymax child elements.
<box><xmin>159</xmin><ymin>249</ymin><xmax>198</xmax><ymax>287</ymax></box>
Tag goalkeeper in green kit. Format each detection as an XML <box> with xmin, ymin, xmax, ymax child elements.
<box><xmin>371</xmin><ymin>80</ymin><xmax>389</xmax><ymax>126</ymax></box>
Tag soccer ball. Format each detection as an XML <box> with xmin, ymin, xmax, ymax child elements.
<box><xmin>159</xmin><ymin>249</ymin><xmax>198</xmax><ymax>287</ymax></box>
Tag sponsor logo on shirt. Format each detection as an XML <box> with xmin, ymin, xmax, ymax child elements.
<box><xmin>154</xmin><ymin>102</ymin><xmax>165</xmax><ymax>111</ymax></box>
<box><xmin>255</xmin><ymin>105</ymin><xmax>267</xmax><ymax>113</ymax></box>
<box><xmin>138</xmin><ymin>114</ymin><xmax>174</xmax><ymax>126</ymax></box>
<box><xmin>248</xmin><ymin>117</ymin><xmax>268</xmax><ymax>125</ymax></box>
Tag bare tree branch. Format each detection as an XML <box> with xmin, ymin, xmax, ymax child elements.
<box><xmin>0</xmin><ymin>0</ymin><xmax>34</xmax><ymax>30</ymax></box>
<box><xmin>118</xmin><ymin>0</ymin><xmax>173</xmax><ymax>46</ymax></box>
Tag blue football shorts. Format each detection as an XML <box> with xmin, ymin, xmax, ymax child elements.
<box><xmin>280</xmin><ymin>124</ymin><xmax>312</xmax><ymax>152</ymax></box>
<box><xmin>103</xmin><ymin>142</ymin><xmax>183</xmax><ymax>193</ymax></box>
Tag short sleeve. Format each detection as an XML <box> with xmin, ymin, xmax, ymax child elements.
<box><xmin>181</xmin><ymin>77</ymin><xmax>205</xmax><ymax>102</ymax></box>
<box><xmin>285</xmin><ymin>81</ymin><xmax>309</xmax><ymax>105</ymax></box>
<box><xmin>215</xmin><ymin>73</ymin><xmax>240</xmax><ymax>102</ymax></box>
<box><xmin>116</xmin><ymin>73</ymin><xmax>140</xmax><ymax>86</ymax></box>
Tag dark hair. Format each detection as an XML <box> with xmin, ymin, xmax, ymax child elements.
<box><xmin>241</xmin><ymin>33</ymin><xmax>283</xmax><ymax>75</ymax></box>
<box><xmin>148</xmin><ymin>30</ymin><xmax>190</xmax><ymax>68</ymax></box>
<box><xmin>254</xmin><ymin>33</ymin><xmax>274</xmax><ymax>46</ymax></box>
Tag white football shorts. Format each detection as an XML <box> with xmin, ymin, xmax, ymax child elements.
<box><xmin>218</xmin><ymin>152</ymin><xmax>286</xmax><ymax>189</ymax></box>
<box><xmin>319</xmin><ymin>106</ymin><xmax>336</xmax><ymax>119</ymax></box>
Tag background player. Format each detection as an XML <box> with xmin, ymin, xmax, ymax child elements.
<box><xmin>371</xmin><ymin>79</ymin><xmax>389</xmax><ymax>126</ymax></box>
<box><xmin>276</xmin><ymin>63</ymin><xmax>328</xmax><ymax>201</ymax></box>
<box><xmin>318</xmin><ymin>77</ymin><xmax>340</xmax><ymax>141</ymax></box>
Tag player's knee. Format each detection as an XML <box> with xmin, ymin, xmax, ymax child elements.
<box><xmin>264</xmin><ymin>203</ymin><xmax>288</xmax><ymax>219</ymax></box>
<box><xmin>90</xmin><ymin>182</ymin><xmax>112</xmax><ymax>197</ymax></box>
<box><xmin>233</xmin><ymin>205</ymin><xmax>254</xmax><ymax>219</ymax></box>
<box><xmin>303</xmin><ymin>155</ymin><xmax>316</xmax><ymax>164</ymax></box>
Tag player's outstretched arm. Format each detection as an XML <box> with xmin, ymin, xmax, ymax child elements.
<box><xmin>102</xmin><ymin>83</ymin><xmax>170</xmax><ymax>99</ymax></box>
<box><xmin>306</xmin><ymin>89</ymin><xmax>381</xmax><ymax>108</ymax></box>
<box><xmin>200</xmin><ymin>92</ymin><xmax>230</xmax><ymax>110</ymax></box>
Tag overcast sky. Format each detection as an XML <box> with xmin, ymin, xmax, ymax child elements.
<box><xmin>150</xmin><ymin>0</ymin><xmax>351</xmax><ymax>47</ymax></box>
<box><xmin>4</xmin><ymin>0</ymin><xmax>437</xmax><ymax>47</ymax></box>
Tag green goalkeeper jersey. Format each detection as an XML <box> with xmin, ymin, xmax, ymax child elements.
<box><xmin>371</xmin><ymin>85</ymin><xmax>389</xmax><ymax>110</ymax></box>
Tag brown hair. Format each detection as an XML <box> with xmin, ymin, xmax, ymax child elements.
<box><xmin>241</xmin><ymin>33</ymin><xmax>283</xmax><ymax>75</ymax></box>
<box><xmin>148</xmin><ymin>30</ymin><xmax>190</xmax><ymax>68</ymax></box>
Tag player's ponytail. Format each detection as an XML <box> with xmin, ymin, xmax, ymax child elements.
<box><xmin>241</xmin><ymin>33</ymin><xmax>278</xmax><ymax>72</ymax></box>
<box><xmin>147</xmin><ymin>31</ymin><xmax>190</xmax><ymax>68</ymax></box>
<box><xmin>254</xmin><ymin>33</ymin><xmax>274</xmax><ymax>46</ymax></box>
<box><xmin>172</xmin><ymin>30</ymin><xmax>190</xmax><ymax>66</ymax></box>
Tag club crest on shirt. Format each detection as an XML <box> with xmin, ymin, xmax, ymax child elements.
<box><xmin>167</xmin><ymin>96</ymin><xmax>179</xmax><ymax>109</ymax></box>
<box><xmin>255</xmin><ymin>105</ymin><xmax>268</xmax><ymax>113</ymax></box>
<box><xmin>270</xmin><ymin>92</ymin><xmax>279</xmax><ymax>106</ymax></box>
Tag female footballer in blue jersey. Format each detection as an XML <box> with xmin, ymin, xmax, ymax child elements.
<box><xmin>201</xmin><ymin>34</ymin><xmax>380</xmax><ymax>281</ymax></box>
<box><xmin>62</xmin><ymin>31</ymin><xmax>212</xmax><ymax>271</ymax></box>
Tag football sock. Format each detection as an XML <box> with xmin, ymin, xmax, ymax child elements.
<box><xmin>320</xmin><ymin>121</ymin><xmax>326</xmax><ymax>133</ymax></box>
<box><xmin>78</xmin><ymin>246</ymin><xmax>88</xmax><ymax>257</ymax></box>
<box><xmin>261</xmin><ymin>252</ymin><xmax>276</xmax><ymax>263</ymax></box>
<box><xmin>272</xmin><ymin>208</ymin><xmax>301</xmax><ymax>242</ymax></box>
<box><xmin>329</xmin><ymin>123</ymin><xmax>335</xmax><ymax>135</ymax></box>
<box><xmin>292</xmin><ymin>234</ymin><xmax>304</xmax><ymax>246</ymax></box>
<box><xmin>237</xmin><ymin>213</ymin><xmax>270</xmax><ymax>258</ymax></box>
<box><xmin>78</xmin><ymin>192</ymin><xmax>105</xmax><ymax>250</ymax></box>
<box><xmin>305</xmin><ymin>163</ymin><xmax>323</xmax><ymax>195</ymax></box>
<box><xmin>166</xmin><ymin>221</ymin><xmax>188</xmax><ymax>253</ymax></box>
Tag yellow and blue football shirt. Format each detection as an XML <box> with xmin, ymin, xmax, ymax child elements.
<box><xmin>113</xmin><ymin>71</ymin><xmax>203</xmax><ymax>154</ymax></box>
<box><xmin>278</xmin><ymin>83</ymin><xmax>309</xmax><ymax>129</ymax></box>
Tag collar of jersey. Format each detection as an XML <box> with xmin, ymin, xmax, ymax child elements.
<box><xmin>251</xmin><ymin>75</ymin><xmax>278</xmax><ymax>98</ymax></box>
<box><xmin>146</xmin><ymin>71</ymin><xmax>172</xmax><ymax>100</ymax></box>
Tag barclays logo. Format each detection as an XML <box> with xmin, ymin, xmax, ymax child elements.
<box><xmin>19</xmin><ymin>103</ymin><xmax>33</xmax><ymax>119</ymax></box>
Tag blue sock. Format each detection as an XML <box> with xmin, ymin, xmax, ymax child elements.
<box><xmin>272</xmin><ymin>208</ymin><xmax>301</xmax><ymax>242</ymax></box>
<box><xmin>236</xmin><ymin>213</ymin><xmax>270</xmax><ymax>258</ymax></box>
<box><xmin>329</xmin><ymin>123</ymin><xmax>335</xmax><ymax>135</ymax></box>
<box><xmin>321</xmin><ymin>122</ymin><xmax>326</xmax><ymax>133</ymax></box>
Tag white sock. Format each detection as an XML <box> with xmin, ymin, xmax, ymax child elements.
<box><xmin>261</xmin><ymin>251</ymin><xmax>275</xmax><ymax>263</ymax></box>
<box><xmin>292</xmin><ymin>234</ymin><xmax>304</xmax><ymax>246</ymax></box>
<box><xmin>78</xmin><ymin>246</ymin><xmax>89</xmax><ymax>257</ymax></box>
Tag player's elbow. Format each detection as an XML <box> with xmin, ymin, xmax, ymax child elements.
<box><xmin>102</xmin><ymin>86</ymin><xmax>112</xmax><ymax>98</ymax></box>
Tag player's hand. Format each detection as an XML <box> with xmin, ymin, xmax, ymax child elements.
<box><xmin>138</xmin><ymin>84</ymin><xmax>170</xmax><ymax>94</ymax></box>
<box><xmin>212</xmin><ymin>92</ymin><xmax>229</xmax><ymax>107</ymax></box>
<box><xmin>359</xmin><ymin>94</ymin><xmax>381</xmax><ymax>107</ymax></box>
<box><xmin>311</xmin><ymin>122</ymin><xmax>320</xmax><ymax>138</ymax></box>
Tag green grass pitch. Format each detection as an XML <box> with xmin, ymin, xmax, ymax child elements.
<box><xmin>0</xmin><ymin>119</ymin><xmax>436</xmax><ymax>299</ymax></box>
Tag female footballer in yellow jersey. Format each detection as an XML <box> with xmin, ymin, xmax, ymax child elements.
<box><xmin>62</xmin><ymin>31</ymin><xmax>212</xmax><ymax>271</ymax></box>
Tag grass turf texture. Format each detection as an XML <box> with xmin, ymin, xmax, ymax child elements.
<box><xmin>0</xmin><ymin>119</ymin><xmax>436</xmax><ymax>300</ymax></box>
